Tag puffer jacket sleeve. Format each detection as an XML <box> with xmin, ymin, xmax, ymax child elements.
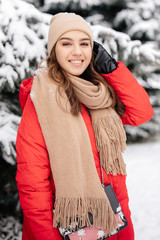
<box><xmin>16</xmin><ymin>96</ymin><xmax>63</xmax><ymax>240</ymax></box>
<box><xmin>102</xmin><ymin>61</ymin><xmax>153</xmax><ymax>126</ymax></box>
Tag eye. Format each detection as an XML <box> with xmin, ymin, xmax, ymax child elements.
<box><xmin>62</xmin><ymin>42</ymin><xmax>71</xmax><ymax>46</ymax></box>
<box><xmin>81</xmin><ymin>42</ymin><xmax>90</xmax><ymax>46</ymax></box>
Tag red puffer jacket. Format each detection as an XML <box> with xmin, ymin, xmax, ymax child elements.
<box><xmin>16</xmin><ymin>62</ymin><xmax>153</xmax><ymax>240</ymax></box>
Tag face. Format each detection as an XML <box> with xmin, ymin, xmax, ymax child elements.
<box><xmin>55</xmin><ymin>30</ymin><xmax>92</xmax><ymax>76</ymax></box>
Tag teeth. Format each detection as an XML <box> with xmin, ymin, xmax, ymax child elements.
<box><xmin>70</xmin><ymin>60</ymin><xmax>82</xmax><ymax>63</ymax></box>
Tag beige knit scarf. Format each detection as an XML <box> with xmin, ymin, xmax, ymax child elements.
<box><xmin>30</xmin><ymin>65</ymin><xmax>127</xmax><ymax>235</ymax></box>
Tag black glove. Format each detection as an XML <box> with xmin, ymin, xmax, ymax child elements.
<box><xmin>93</xmin><ymin>41</ymin><xmax>118</xmax><ymax>74</ymax></box>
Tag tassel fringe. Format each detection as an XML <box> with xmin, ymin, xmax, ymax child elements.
<box><xmin>92</xmin><ymin>112</ymin><xmax>127</xmax><ymax>175</ymax></box>
<box><xmin>53</xmin><ymin>197</ymin><xmax>118</xmax><ymax>235</ymax></box>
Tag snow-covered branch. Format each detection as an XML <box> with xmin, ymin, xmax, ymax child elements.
<box><xmin>114</xmin><ymin>0</ymin><xmax>160</xmax><ymax>42</ymax></box>
<box><xmin>0</xmin><ymin>100</ymin><xmax>21</xmax><ymax>165</ymax></box>
<box><xmin>1</xmin><ymin>0</ymin><xmax>160</xmax><ymax>94</ymax></box>
<box><xmin>0</xmin><ymin>0</ymin><xmax>51</xmax><ymax>93</ymax></box>
<box><xmin>91</xmin><ymin>25</ymin><xmax>160</xmax><ymax>69</ymax></box>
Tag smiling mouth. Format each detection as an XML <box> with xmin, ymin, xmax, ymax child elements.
<box><xmin>69</xmin><ymin>60</ymin><xmax>83</xmax><ymax>64</ymax></box>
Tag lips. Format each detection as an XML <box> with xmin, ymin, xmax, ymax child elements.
<box><xmin>69</xmin><ymin>60</ymin><xmax>84</xmax><ymax>65</ymax></box>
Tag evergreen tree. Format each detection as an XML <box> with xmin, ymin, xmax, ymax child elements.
<box><xmin>0</xmin><ymin>0</ymin><xmax>50</xmax><ymax>218</ymax></box>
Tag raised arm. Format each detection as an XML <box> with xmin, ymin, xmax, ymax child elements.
<box><xmin>93</xmin><ymin>41</ymin><xmax>153</xmax><ymax>126</ymax></box>
<box><xmin>101</xmin><ymin>61</ymin><xmax>153</xmax><ymax>126</ymax></box>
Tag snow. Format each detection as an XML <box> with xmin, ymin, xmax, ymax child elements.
<box><xmin>114</xmin><ymin>0</ymin><xmax>160</xmax><ymax>42</ymax></box>
<box><xmin>0</xmin><ymin>216</ymin><xmax>22</xmax><ymax>240</ymax></box>
<box><xmin>0</xmin><ymin>0</ymin><xmax>51</xmax><ymax>92</ymax></box>
<box><xmin>91</xmin><ymin>24</ymin><xmax>131</xmax><ymax>60</ymax></box>
<box><xmin>0</xmin><ymin>101</ymin><xmax>21</xmax><ymax>165</ymax></box>
<box><xmin>45</xmin><ymin>0</ymin><xmax>113</xmax><ymax>6</ymax></box>
<box><xmin>125</xmin><ymin>134</ymin><xmax>160</xmax><ymax>240</ymax></box>
<box><xmin>147</xmin><ymin>74</ymin><xmax>160</xmax><ymax>89</ymax></box>
<box><xmin>128</xmin><ymin>19</ymin><xmax>159</xmax><ymax>40</ymax></box>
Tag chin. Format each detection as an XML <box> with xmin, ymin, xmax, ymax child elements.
<box><xmin>68</xmin><ymin>67</ymin><xmax>88</xmax><ymax>76</ymax></box>
<box><xmin>68</xmin><ymin>71</ymin><xmax>84</xmax><ymax>76</ymax></box>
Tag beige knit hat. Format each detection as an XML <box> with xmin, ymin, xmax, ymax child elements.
<box><xmin>47</xmin><ymin>12</ymin><xmax>93</xmax><ymax>56</ymax></box>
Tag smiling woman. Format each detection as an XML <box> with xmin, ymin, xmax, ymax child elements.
<box><xmin>15</xmin><ymin>12</ymin><xmax>153</xmax><ymax>240</ymax></box>
<box><xmin>55</xmin><ymin>31</ymin><xmax>92</xmax><ymax>76</ymax></box>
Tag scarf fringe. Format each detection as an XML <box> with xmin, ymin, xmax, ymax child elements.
<box><xmin>92</xmin><ymin>113</ymin><xmax>127</xmax><ymax>175</ymax></box>
<box><xmin>53</xmin><ymin>197</ymin><xmax>118</xmax><ymax>235</ymax></box>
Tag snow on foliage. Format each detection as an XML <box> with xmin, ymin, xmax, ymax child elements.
<box><xmin>0</xmin><ymin>216</ymin><xmax>22</xmax><ymax>240</ymax></box>
<box><xmin>90</xmin><ymin>24</ymin><xmax>160</xmax><ymax>93</ymax></box>
<box><xmin>0</xmin><ymin>0</ymin><xmax>160</xmax><ymax>92</ymax></box>
<box><xmin>112</xmin><ymin>0</ymin><xmax>160</xmax><ymax>93</ymax></box>
<box><xmin>0</xmin><ymin>0</ymin><xmax>50</xmax><ymax>93</ymax></box>
<box><xmin>1</xmin><ymin>0</ymin><xmax>160</xmax><ymax>94</ymax></box>
<box><xmin>114</xmin><ymin>0</ymin><xmax>160</xmax><ymax>42</ymax></box>
<box><xmin>0</xmin><ymin>100</ymin><xmax>21</xmax><ymax>164</ymax></box>
<box><xmin>41</xmin><ymin>0</ymin><xmax>124</xmax><ymax>8</ymax></box>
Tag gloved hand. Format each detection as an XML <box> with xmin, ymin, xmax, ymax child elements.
<box><xmin>93</xmin><ymin>41</ymin><xmax>118</xmax><ymax>74</ymax></box>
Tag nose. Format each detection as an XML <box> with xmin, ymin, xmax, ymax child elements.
<box><xmin>72</xmin><ymin>44</ymin><xmax>82</xmax><ymax>55</ymax></box>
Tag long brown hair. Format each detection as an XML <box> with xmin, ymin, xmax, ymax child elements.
<box><xmin>46</xmin><ymin>47</ymin><xmax>125</xmax><ymax>116</ymax></box>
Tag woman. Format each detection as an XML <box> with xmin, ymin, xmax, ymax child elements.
<box><xmin>16</xmin><ymin>13</ymin><xmax>153</xmax><ymax>240</ymax></box>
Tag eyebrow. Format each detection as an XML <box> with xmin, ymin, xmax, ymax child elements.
<box><xmin>59</xmin><ymin>37</ymin><xmax>90</xmax><ymax>41</ymax></box>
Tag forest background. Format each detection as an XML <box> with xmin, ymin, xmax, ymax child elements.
<box><xmin>0</xmin><ymin>0</ymin><xmax>160</xmax><ymax>239</ymax></box>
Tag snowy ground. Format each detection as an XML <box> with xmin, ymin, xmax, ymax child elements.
<box><xmin>125</xmin><ymin>133</ymin><xmax>160</xmax><ymax>240</ymax></box>
<box><xmin>0</xmin><ymin>134</ymin><xmax>160</xmax><ymax>239</ymax></box>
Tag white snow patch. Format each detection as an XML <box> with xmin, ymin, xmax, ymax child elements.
<box><xmin>125</xmin><ymin>134</ymin><xmax>160</xmax><ymax>240</ymax></box>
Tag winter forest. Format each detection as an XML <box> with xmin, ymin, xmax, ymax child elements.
<box><xmin>0</xmin><ymin>0</ymin><xmax>160</xmax><ymax>239</ymax></box>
